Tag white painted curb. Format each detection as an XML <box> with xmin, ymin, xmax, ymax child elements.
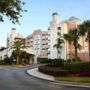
<box><xmin>27</xmin><ymin>68</ymin><xmax>54</xmax><ymax>81</ymax></box>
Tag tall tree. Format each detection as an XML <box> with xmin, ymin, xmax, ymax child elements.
<box><xmin>12</xmin><ymin>37</ymin><xmax>25</xmax><ymax>64</ymax></box>
<box><xmin>79</xmin><ymin>20</ymin><xmax>90</xmax><ymax>60</ymax></box>
<box><xmin>64</xmin><ymin>28</ymin><xmax>82</xmax><ymax>60</ymax></box>
<box><xmin>53</xmin><ymin>37</ymin><xmax>64</xmax><ymax>58</ymax></box>
<box><xmin>0</xmin><ymin>0</ymin><xmax>26</xmax><ymax>24</ymax></box>
<box><xmin>64</xmin><ymin>34</ymin><xmax>73</xmax><ymax>59</ymax></box>
<box><xmin>0</xmin><ymin>46</ymin><xmax>6</xmax><ymax>51</ymax></box>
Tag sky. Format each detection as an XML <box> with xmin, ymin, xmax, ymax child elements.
<box><xmin>0</xmin><ymin>0</ymin><xmax>90</xmax><ymax>47</ymax></box>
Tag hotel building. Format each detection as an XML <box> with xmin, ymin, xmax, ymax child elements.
<box><xmin>48</xmin><ymin>12</ymin><xmax>89</xmax><ymax>61</ymax></box>
<box><xmin>0</xmin><ymin>13</ymin><xmax>89</xmax><ymax>61</ymax></box>
<box><xmin>25</xmin><ymin>29</ymin><xmax>48</xmax><ymax>58</ymax></box>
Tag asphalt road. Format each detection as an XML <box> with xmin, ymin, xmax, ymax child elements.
<box><xmin>0</xmin><ymin>65</ymin><xmax>90</xmax><ymax>90</ymax></box>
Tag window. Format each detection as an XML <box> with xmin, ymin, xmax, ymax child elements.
<box><xmin>42</xmin><ymin>34</ymin><xmax>45</xmax><ymax>36</ymax></box>
<box><xmin>42</xmin><ymin>43</ymin><xmax>45</xmax><ymax>45</ymax></box>
<box><xmin>42</xmin><ymin>48</ymin><xmax>45</xmax><ymax>50</ymax></box>
<box><xmin>30</xmin><ymin>40</ymin><xmax>33</xmax><ymax>43</ymax></box>
<box><xmin>57</xmin><ymin>27</ymin><xmax>61</xmax><ymax>30</ymax></box>
<box><xmin>48</xmin><ymin>34</ymin><xmax>50</xmax><ymax>36</ymax></box>
<box><xmin>27</xmin><ymin>42</ymin><xmax>30</xmax><ymax>44</ymax></box>
<box><xmin>46</xmin><ymin>43</ymin><xmax>48</xmax><ymax>45</ymax></box>
<box><xmin>46</xmin><ymin>48</ymin><xmax>48</xmax><ymax>51</ymax></box>
<box><xmin>30</xmin><ymin>45</ymin><xmax>33</xmax><ymax>47</ymax></box>
<box><xmin>42</xmin><ymin>38</ymin><xmax>45</xmax><ymax>41</ymax></box>
<box><xmin>57</xmin><ymin>32</ymin><xmax>61</xmax><ymax>35</ymax></box>
<box><xmin>47</xmin><ymin>51</ymin><xmax>50</xmax><ymax>54</ymax></box>
<box><xmin>35</xmin><ymin>48</ymin><xmax>39</xmax><ymax>50</ymax></box>
<box><xmin>30</xmin><ymin>37</ymin><xmax>33</xmax><ymax>39</ymax></box>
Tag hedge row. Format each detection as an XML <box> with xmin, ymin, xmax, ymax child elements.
<box><xmin>38</xmin><ymin>62</ymin><xmax>90</xmax><ymax>77</ymax></box>
<box><xmin>38</xmin><ymin>58</ymin><xmax>64</xmax><ymax>67</ymax></box>
<box><xmin>38</xmin><ymin>66</ymin><xmax>68</xmax><ymax>76</ymax></box>
<box><xmin>64</xmin><ymin>62</ymin><xmax>90</xmax><ymax>73</ymax></box>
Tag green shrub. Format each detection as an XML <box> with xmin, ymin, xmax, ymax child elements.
<box><xmin>65</xmin><ymin>57</ymin><xmax>81</xmax><ymax>64</ymax></box>
<box><xmin>0</xmin><ymin>60</ymin><xmax>4</xmax><ymax>65</ymax></box>
<box><xmin>66</xmin><ymin>59</ymin><xmax>72</xmax><ymax>63</ymax></box>
<box><xmin>37</xmin><ymin>58</ymin><xmax>51</xmax><ymax>63</ymax></box>
<box><xmin>51</xmin><ymin>59</ymin><xmax>64</xmax><ymax>67</ymax></box>
<box><xmin>38</xmin><ymin>58</ymin><xmax>65</xmax><ymax>67</ymax></box>
<box><xmin>3</xmin><ymin>56</ymin><xmax>13</xmax><ymax>65</ymax></box>
<box><xmin>64</xmin><ymin>62</ymin><xmax>90</xmax><ymax>73</ymax></box>
<box><xmin>38</xmin><ymin>65</ymin><xmax>68</xmax><ymax>76</ymax></box>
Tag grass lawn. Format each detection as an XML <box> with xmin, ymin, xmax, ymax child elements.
<box><xmin>55</xmin><ymin>77</ymin><xmax>90</xmax><ymax>83</ymax></box>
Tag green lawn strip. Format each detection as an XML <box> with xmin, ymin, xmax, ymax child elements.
<box><xmin>55</xmin><ymin>77</ymin><xmax>90</xmax><ymax>83</ymax></box>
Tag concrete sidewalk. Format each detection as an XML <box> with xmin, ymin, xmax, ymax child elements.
<box><xmin>27</xmin><ymin>68</ymin><xmax>90</xmax><ymax>88</ymax></box>
<box><xmin>27</xmin><ymin>68</ymin><xmax>54</xmax><ymax>81</ymax></box>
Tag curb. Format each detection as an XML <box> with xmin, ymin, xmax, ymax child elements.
<box><xmin>53</xmin><ymin>80</ymin><xmax>90</xmax><ymax>88</ymax></box>
<box><xmin>27</xmin><ymin>68</ymin><xmax>54</xmax><ymax>81</ymax></box>
<box><xmin>27</xmin><ymin>68</ymin><xmax>90</xmax><ymax>88</ymax></box>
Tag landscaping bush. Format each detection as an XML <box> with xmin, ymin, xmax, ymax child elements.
<box><xmin>65</xmin><ymin>57</ymin><xmax>81</xmax><ymax>64</ymax></box>
<box><xmin>38</xmin><ymin>59</ymin><xmax>90</xmax><ymax>77</ymax></box>
<box><xmin>37</xmin><ymin>58</ymin><xmax>50</xmax><ymax>63</ymax></box>
<box><xmin>0</xmin><ymin>60</ymin><xmax>4</xmax><ymax>65</ymax></box>
<box><xmin>65</xmin><ymin>59</ymin><xmax>72</xmax><ymax>63</ymax></box>
<box><xmin>3</xmin><ymin>56</ymin><xmax>13</xmax><ymax>65</ymax></box>
<box><xmin>51</xmin><ymin>59</ymin><xmax>64</xmax><ymax>67</ymax></box>
<box><xmin>38</xmin><ymin>58</ymin><xmax>64</xmax><ymax>67</ymax></box>
<box><xmin>38</xmin><ymin>65</ymin><xmax>68</xmax><ymax>76</ymax></box>
<box><xmin>63</xmin><ymin>62</ymin><xmax>90</xmax><ymax>76</ymax></box>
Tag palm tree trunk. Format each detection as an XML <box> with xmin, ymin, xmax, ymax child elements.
<box><xmin>69</xmin><ymin>44</ymin><xmax>72</xmax><ymax>59</ymax></box>
<box><xmin>57</xmin><ymin>49</ymin><xmax>59</xmax><ymax>59</ymax></box>
<box><xmin>75</xmin><ymin>45</ymin><xmax>77</xmax><ymax>59</ymax></box>
<box><xmin>57</xmin><ymin>48</ymin><xmax>61</xmax><ymax>59</ymax></box>
<box><xmin>88</xmin><ymin>35</ymin><xmax>90</xmax><ymax>60</ymax></box>
<box><xmin>74</xmin><ymin>41</ymin><xmax>78</xmax><ymax>60</ymax></box>
<box><xmin>16</xmin><ymin>56</ymin><xmax>19</xmax><ymax>64</ymax></box>
<box><xmin>66</xmin><ymin>40</ymin><xmax>67</xmax><ymax>60</ymax></box>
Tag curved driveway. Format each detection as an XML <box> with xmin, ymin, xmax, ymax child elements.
<box><xmin>0</xmin><ymin>65</ymin><xmax>89</xmax><ymax>90</ymax></box>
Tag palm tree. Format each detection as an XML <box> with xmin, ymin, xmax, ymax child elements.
<box><xmin>64</xmin><ymin>28</ymin><xmax>82</xmax><ymax>60</ymax></box>
<box><xmin>64</xmin><ymin>34</ymin><xmax>73</xmax><ymax>59</ymax></box>
<box><xmin>70</xmin><ymin>28</ymin><xmax>79</xmax><ymax>59</ymax></box>
<box><xmin>53</xmin><ymin>37</ymin><xmax>64</xmax><ymax>58</ymax></box>
<box><xmin>79</xmin><ymin>20</ymin><xmax>90</xmax><ymax>60</ymax></box>
<box><xmin>12</xmin><ymin>37</ymin><xmax>25</xmax><ymax>64</ymax></box>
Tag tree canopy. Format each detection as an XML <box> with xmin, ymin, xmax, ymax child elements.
<box><xmin>12</xmin><ymin>37</ymin><xmax>26</xmax><ymax>64</ymax></box>
<box><xmin>64</xmin><ymin>28</ymin><xmax>82</xmax><ymax>59</ymax></box>
<box><xmin>0</xmin><ymin>0</ymin><xmax>27</xmax><ymax>24</ymax></box>
<box><xmin>0</xmin><ymin>46</ymin><xmax>6</xmax><ymax>51</ymax></box>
